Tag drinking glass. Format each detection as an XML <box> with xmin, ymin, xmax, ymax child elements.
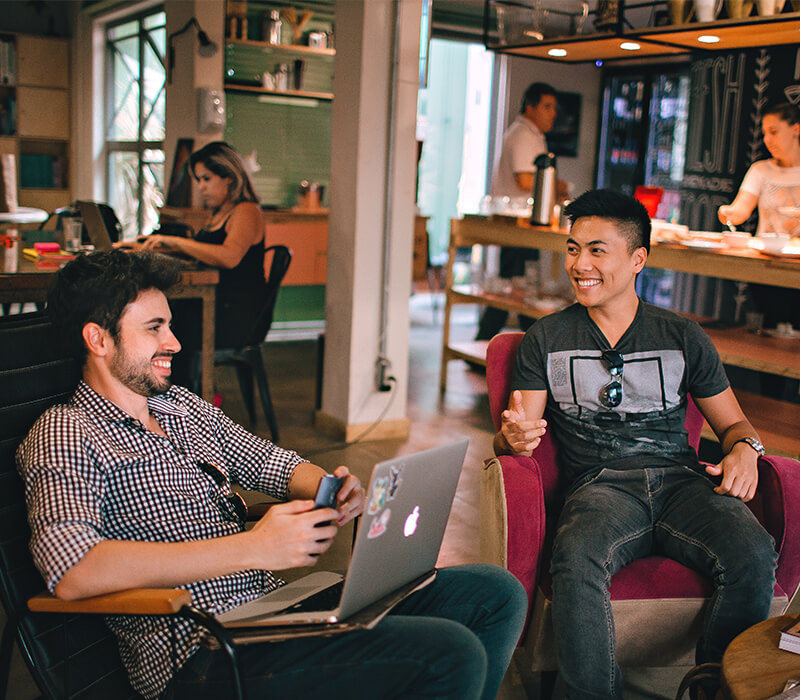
<box><xmin>63</xmin><ymin>219</ymin><xmax>83</xmax><ymax>252</ymax></box>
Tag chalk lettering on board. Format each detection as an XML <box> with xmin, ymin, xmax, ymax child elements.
<box><xmin>749</xmin><ymin>49</ymin><xmax>771</xmax><ymax>168</ymax></box>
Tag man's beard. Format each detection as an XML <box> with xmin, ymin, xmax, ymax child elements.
<box><xmin>110</xmin><ymin>346</ymin><xmax>173</xmax><ymax>397</ymax></box>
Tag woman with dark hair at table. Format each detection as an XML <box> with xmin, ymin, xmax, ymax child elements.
<box><xmin>139</xmin><ymin>141</ymin><xmax>267</xmax><ymax>389</ymax></box>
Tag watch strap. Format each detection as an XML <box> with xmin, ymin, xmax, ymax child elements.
<box><xmin>732</xmin><ymin>437</ymin><xmax>765</xmax><ymax>457</ymax></box>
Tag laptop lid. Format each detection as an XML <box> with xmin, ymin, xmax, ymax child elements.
<box><xmin>216</xmin><ymin>439</ymin><xmax>468</xmax><ymax>627</ymax></box>
<box><xmin>75</xmin><ymin>201</ymin><xmax>114</xmax><ymax>251</ymax></box>
<box><xmin>337</xmin><ymin>439</ymin><xmax>468</xmax><ymax>619</ymax></box>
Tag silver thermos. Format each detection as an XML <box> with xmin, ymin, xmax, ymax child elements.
<box><xmin>530</xmin><ymin>152</ymin><xmax>557</xmax><ymax>226</ymax></box>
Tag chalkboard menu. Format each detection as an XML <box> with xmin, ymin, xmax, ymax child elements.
<box><xmin>680</xmin><ymin>44</ymin><xmax>800</xmax><ymax>232</ymax></box>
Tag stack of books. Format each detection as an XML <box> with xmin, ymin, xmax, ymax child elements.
<box><xmin>779</xmin><ymin>616</ymin><xmax>800</xmax><ymax>654</ymax></box>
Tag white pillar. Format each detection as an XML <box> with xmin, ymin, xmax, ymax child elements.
<box><xmin>316</xmin><ymin>0</ymin><xmax>422</xmax><ymax>440</ymax></box>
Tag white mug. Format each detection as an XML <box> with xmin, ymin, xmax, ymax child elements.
<box><xmin>695</xmin><ymin>0</ymin><xmax>723</xmax><ymax>20</ymax></box>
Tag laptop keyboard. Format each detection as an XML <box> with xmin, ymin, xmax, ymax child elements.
<box><xmin>286</xmin><ymin>581</ymin><xmax>344</xmax><ymax>613</ymax></box>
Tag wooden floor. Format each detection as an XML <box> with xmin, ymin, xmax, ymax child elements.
<box><xmin>5</xmin><ymin>294</ymin><xmax>796</xmax><ymax>699</ymax></box>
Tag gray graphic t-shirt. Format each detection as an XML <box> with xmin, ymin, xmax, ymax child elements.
<box><xmin>512</xmin><ymin>302</ymin><xmax>729</xmax><ymax>490</ymax></box>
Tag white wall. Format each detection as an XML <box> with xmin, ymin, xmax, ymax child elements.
<box><xmin>505</xmin><ymin>56</ymin><xmax>602</xmax><ymax>197</ymax></box>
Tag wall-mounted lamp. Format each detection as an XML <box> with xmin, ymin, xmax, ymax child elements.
<box><xmin>168</xmin><ymin>18</ymin><xmax>219</xmax><ymax>84</ymax></box>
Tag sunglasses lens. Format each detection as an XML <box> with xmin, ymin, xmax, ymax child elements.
<box><xmin>600</xmin><ymin>380</ymin><xmax>623</xmax><ymax>408</ymax></box>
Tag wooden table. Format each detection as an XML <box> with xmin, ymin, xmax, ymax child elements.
<box><xmin>0</xmin><ymin>243</ymin><xmax>219</xmax><ymax>402</ymax></box>
<box><xmin>722</xmin><ymin>614</ymin><xmax>800</xmax><ymax>699</ymax></box>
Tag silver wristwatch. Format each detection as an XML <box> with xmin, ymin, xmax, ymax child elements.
<box><xmin>733</xmin><ymin>436</ymin><xmax>765</xmax><ymax>457</ymax></box>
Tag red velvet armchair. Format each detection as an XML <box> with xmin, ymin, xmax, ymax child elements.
<box><xmin>480</xmin><ymin>332</ymin><xmax>800</xmax><ymax>676</ymax></box>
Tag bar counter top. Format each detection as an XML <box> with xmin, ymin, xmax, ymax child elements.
<box><xmin>455</xmin><ymin>215</ymin><xmax>800</xmax><ymax>290</ymax></box>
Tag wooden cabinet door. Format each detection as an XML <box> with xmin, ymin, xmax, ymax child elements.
<box><xmin>17</xmin><ymin>87</ymin><xmax>69</xmax><ymax>139</ymax></box>
<box><xmin>16</xmin><ymin>35</ymin><xmax>69</xmax><ymax>88</ymax></box>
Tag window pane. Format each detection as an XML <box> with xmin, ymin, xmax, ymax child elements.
<box><xmin>108</xmin><ymin>151</ymin><xmax>140</xmax><ymax>241</ymax></box>
<box><xmin>144</xmin><ymin>11</ymin><xmax>165</xmax><ymax>30</ymax></box>
<box><xmin>108</xmin><ymin>20</ymin><xmax>138</xmax><ymax>41</ymax></box>
<box><xmin>109</xmin><ymin>37</ymin><xmax>141</xmax><ymax>141</ymax></box>
<box><xmin>142</xmin><ymin>39</ymin><xmax>165</xmax><ymax>141</ymax></box>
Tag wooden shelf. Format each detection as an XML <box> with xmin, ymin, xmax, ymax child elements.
<box><xmin>224</xmin><ymin>82</ymin><xmax>333</xmax><ymax>101</ymax></box>
<box><xmin>701</xmin><ymin>389</ymin><xmax>800</xmax><ymax>460</ymax></box>
<box><xmin>488</xmin><ymin>11</ymin><xmax>800</xmax><ymax>63</ymax></box>
<box><xmin>226</xmin><ymin>38</ymin><xmax>335</xmax><ymax>57</ymax></box>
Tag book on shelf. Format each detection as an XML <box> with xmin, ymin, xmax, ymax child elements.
<box><xmin>779</xmin><ymin>616</ymin><xmax>800</xmax><ymax>654</ymax></box>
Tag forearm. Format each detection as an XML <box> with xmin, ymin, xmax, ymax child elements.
<box><xmin>719</xmin><ymin>420</ymin><xmax>761</xmax><ymax>455</ymax></box>
<box><xmin>287</xmin><ymin>461</ymin><xmax>327</xmax><ymax>500</ymax></box>
<box><xmin>171</xmin><ymin>237</ymin><xmax>244</xmax><ymax>269</ymax></box>
<box><xmin>54</xmin><ymin>532</ymin><xmax>257</xmax><ymax>600</ymax></box>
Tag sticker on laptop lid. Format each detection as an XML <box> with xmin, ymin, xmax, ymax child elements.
<box><xmin>387</xmin><ymin>465</ymin><xmax>403</xmax><ymax>500</ymax></box>
<box><xmin>367</xmin><ymin>476</ymin><xmax>388</xmax><ymax>515</ymax></box>
<box><xmin>367</xmin><ymin>508</ymin><xmax>391</xmax><ymax>539</ymax></box>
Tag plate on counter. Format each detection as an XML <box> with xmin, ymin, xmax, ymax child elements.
<box><xmin>748</xmin><ymin>239</ymin><xmax>800</xmax><ymax>258</ymax></box>
<box><xmin>762</xmin><ymin>327</ymin><xmax>800</xmax><ymax>339</ymax></box>
<box><xmin>679</xmin><ymin>239</ymin><xmax>726</xmax><ymax>250</ymax></box>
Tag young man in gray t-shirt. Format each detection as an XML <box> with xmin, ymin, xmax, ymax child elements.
<box><xmin>493</xmin><ymin>189</ymin><xmax>777</xmax><ymax>700</ymax></box>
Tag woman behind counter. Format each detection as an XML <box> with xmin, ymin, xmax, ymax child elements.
<box><xmin>718</xmin><ymin>102</ymin><xmax>800</xmax><ymax>236</ymax></box>
<box><xmin>141</xmin><ymin>141</ymin><xmax>268</xmax><ymax>389</ymax></box>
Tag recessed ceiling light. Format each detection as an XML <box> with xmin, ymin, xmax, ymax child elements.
<box><xmin>548</xmin><ymin>48</ymin><xmax>568</xmax><ymax>57</ymax></box>
<box><xmin>698</xmin><ymin>34</ymin><xmax>720</xmax><ymax>43</ymax></box>
<box><xmin>620</xmin><ymin>42</ymin><xmax>641</xmax><ymax>51</ymax></box>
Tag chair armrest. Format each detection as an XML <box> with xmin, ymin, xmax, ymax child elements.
<box><xmin>480</xmin><ymin>455</ymin><xmax>546</xmax><ymax>604</ymax></box>
<box><xmin>752</xmin><ymin>455</ymin><xmax>800</xmax><ymax>602</ymax></box>
<box><xmin>28</xmin><ymin>588</ymin><xmax>192</xmax><ymax>615</ymax></box>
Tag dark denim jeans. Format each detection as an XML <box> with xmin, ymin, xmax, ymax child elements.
<box><xmin>168</xmin><ymin>564</ymin><xmax>527</xmax><ymax>700</ymax></box>
<box><xmin>550</xmin><ymin>466</ymin><xmax>777</xmax><ymax>700</ymax></box>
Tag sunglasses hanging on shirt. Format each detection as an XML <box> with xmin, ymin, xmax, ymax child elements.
<box><xmin>599</xmin><ymin>349</ymin><xmax>624</xmax><ymax>409</ymax></box>
<box><xmin>198</xmin><ymin>461</ymin><xmax>248</xmax><ymax>522</ymax></box>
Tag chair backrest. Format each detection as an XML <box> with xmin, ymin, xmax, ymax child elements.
<box><xmin>244</xmin><ymin>244</ymin><xmax>292</xmax><ymax>348</ymax></box>
<box><xmin>486</xmin><ymin>331</ymin><xmax>705</xmax><ymax>454</ymax></box>
<box><xmin>0</xmin><ymin>313</ymin><xmax>139</xmax><ymax>698</ymax></box>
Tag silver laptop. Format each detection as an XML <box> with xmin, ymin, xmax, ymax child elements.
<box><xmin>216</xmin><ymin>440</ymin><xmax>468</xmax><ymax>631</ymax></box>
<box><xmin>76</xmin><ymin>201</ymin><xmax>114</xmax><ymax>251</ymax></box>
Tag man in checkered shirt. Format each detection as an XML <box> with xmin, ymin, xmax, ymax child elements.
<box><xmin>17</xmin><ymin>250</ymin><xmax>527</xmax><ymax>700</ymax></box>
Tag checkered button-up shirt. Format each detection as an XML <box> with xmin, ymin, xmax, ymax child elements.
<box><xmin>17</xmin><ymin>382</ymin><xmax>304</xmax><ymax>699</ymax></box>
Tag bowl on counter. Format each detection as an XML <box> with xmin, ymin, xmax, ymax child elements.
<box><xmin>759</xmin><ymin>232</ymin><xmax>791</xmax><ymax>253</ymax></box>
<box><xmin>723</xmin><ymin>231</ymin><xmax>752</xmax><ymax>249</ymax></box>
<box><xmin>687</xmin><ymin>231</ymin><xmax>725</xmax><ymax>243</ymax></box>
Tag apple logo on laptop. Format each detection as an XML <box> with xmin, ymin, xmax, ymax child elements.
<box><xmin>404</xmin><ymin>506</ymin><xmax>420</xmax><ymax>537</ymax></box>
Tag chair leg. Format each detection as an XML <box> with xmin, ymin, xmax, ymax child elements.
<box><xmin>233</xmin><ymin>361</ymin><xmax>256</xmax><ymax>425</ymax></box>
<box><xmin>248</xmin><ymin>346</ymin><xmax>279</xmax><ymax>443</ymax></box>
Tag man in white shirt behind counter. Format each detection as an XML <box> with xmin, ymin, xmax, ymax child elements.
<box><xmin>476</xmin><ymin>82</ymin><xmax>559</xmax><ymax>341</ymax></box>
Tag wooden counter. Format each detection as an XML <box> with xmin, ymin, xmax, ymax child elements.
<box><xmin>455</xmin><ymin>215</ymin><xmax>800</xmax><ymax>289</ymax></box>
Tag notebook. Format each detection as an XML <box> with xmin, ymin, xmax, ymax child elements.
<box><xmin>215</xmin><ymin>439</ymin><xmax>468</xmax><ymax>640</ymax></box>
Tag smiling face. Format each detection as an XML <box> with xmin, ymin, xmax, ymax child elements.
<box><xmin>762</xmin><ymin>113</ymin><xmax>800</xmax><ymax>164</ymax></box>
<box><xmin>109</xmin><ymin>289</ymin><xmax>181</xmax><ymax>397</ymax></box>
<box><xmin>565</xmin><ymin>217</ymin><xmax>647</xmax><ymax>314</ymax></box>
<box><xmin>194</xmin><ymin>162</ymin><xmax>233</xmax><ymax>210</ymax></box>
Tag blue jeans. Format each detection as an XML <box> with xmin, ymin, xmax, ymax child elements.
<box><xmin>169</xmin><ymin>564</ymin><xmax>527</xmax><ymax>700</ymax></box>
<box><xmin>550</xmin><ymin>467</ymin><xmax>777</xmax><ymax>700</ymax></box>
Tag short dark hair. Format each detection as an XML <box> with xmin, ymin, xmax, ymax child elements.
<box><xmin>47</xmin><ymin>250</ymin><xmax>183</xmax><ymax>364</ymax></box>
<box><xmin>521</xmin><ymin>82</ymin><xmax>557</xmax><ymax>113</ymax></box>
<box><xmin>564</xmin><ymin>189</ymin><xmax>651</xmax><ymax>254</ymax></box>
<box><xmin>763</xmin><ymin>102</ymin><xmax>800</xmax><ymax>129</ymax></box>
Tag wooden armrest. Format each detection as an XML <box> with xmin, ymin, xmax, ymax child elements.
<box><xmin>28</xmin><ymin>588</ymin><xmax>192</xmax><ymax>615</ymax></box>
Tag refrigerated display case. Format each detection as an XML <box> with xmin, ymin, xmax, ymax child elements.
<box><xmin>596</xmin><ymin>65</ymin><xmax>689</xmax><ymax>221</ymax></box>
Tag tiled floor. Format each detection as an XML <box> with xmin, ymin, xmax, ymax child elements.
<box><xmin>5</xmin><ymin>294</ymin><xmax>797</xmax><ymax>698</ymax></box>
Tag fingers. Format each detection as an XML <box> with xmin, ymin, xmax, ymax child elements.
<box><xmin>510</xmin><ymin>390</ymin><xmax>525</xmax><ymax>415</ymax></box>
<box><xmin>332</xmin><ymin>466</ymin><xmax>365</xmax><ymax>524</ymax></box>
<box><xmin>501</xmin><ymin>418</ymin><xmax>547</xmax><ymax>454</ymax></box>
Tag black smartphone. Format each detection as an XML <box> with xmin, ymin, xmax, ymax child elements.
<box><xmin>314</xmin><ymin>475</ymin><xmax>343</xmax><ymax>510</ymax></box>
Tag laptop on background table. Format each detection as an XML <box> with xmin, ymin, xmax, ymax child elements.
<box><xmin>215</xmin><ymin>439</ymin><xmax>469</xmax><ymax>642</ymax></box>
<box><xmin>76</xmin><ymin>201</ymin><xmax>114</xmax><ymax>251</ymax></box>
